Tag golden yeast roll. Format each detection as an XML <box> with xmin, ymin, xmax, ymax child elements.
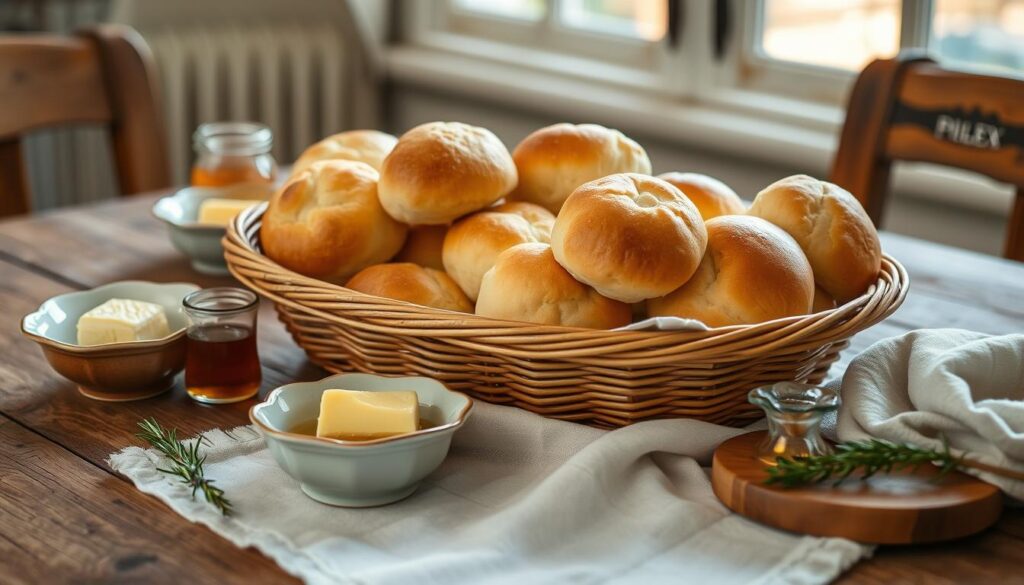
<box><xmin>550</xmin><ymin>173</ymin><xmax>707</xmax><ymax>303</ymax></box>
<box><xmin>261</xmin><ymin>160</ymin><xmax>407</xmax><ymax>282</ymax></box>
<box><xmin>510</xmin><ymin>123</ymin><xmax>651</xmax><ymax>213</ymax></box>
<box><xmin>442</xmin><ymin>201</ymin><xmax>554</xmax><ymax>301</ymax></box>
<box><xmin>657</xmin><ymin>172</ymin><xmax>746</xmax><ymax>220</ymax></box>
<box><xmin>647</xmin><ymin>216</ymin><xmax>814</xmax><ymax>327</ymax></box>
<box><xmin>292</xmin><ymin>130</ymin><xmax>398</xmax><ymax>175</ymax></box>
<box><xmin>345</xmin><ymin>263</ymin><xmax>472</xmax><ymax>313</ymax></box>
<box><xmin>395</xmin><ymin>225</ymin><xmax>448</xmax><ymax>271</ymax></box>
<box><xmin>812</xmin><ymin>286</ymin><xmax>838</xmax><ymax>312</ymax></box>
<box><xmin>378</xmin><ymin>122</ymin><xmax>517</xmax><ymax>225</ymax></box>
<box><xmin>476</xmin><ymin>243</ymin><xmax>631</xmax><ymax>329</ymax></box>
<box><xmin>748</xmin><ymin>175</ymin><xmax>881</xmax><ymax>302</ymax></box>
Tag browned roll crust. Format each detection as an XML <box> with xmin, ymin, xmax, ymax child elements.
<box><xmin>345</xmin><ymin>263</ymin><xmax>472</xmax><ymax>313</ymax></box>
<box><xmin>812</xmin><ymin>286</ymin><xmax>838</xmax><ymax>312</ymax></box>
<box><xmin>378</xmin><ymin>122</ymin><xmax>517</xmax><ymax>225</ymax></box>
<box><xmin>476</xmin><ymin>243</ymin><xmax>631</xmax><ymax>329</ymax></box>
<box><xmin>442</xmin><ymin>201</ymin><xmax>555</xmax><ymax>301</ymax></box>
<box><xmin>261</xmin><ymin>160</ymin><xmax>407</xmax><ymax>282</ymax></box>
<box><xmin>292</xmin><ymin>130</ymin><xmax>398</xmax><ymax>175</ymax></box>
<box><xmin>550</xmin><ymin>173</ymin><xmax>708</xmax><ymax>303</ymax></box>
<box><xmin>748</xmin><ymin>175</ymin><xmax>881</xmax><ymax>302</ymax></box>
<box><xmin>657</xmin><ymin>172</ymin><xmax>746</xmax><ymax>220</ymax></box>
<box><xmin>647</xmin><ymin>215</ymin><xmax>815</xmax><ymax>327</ymax></box>
<box><xmin>394</xmin><ymin>225</ymin><xmax>448</xmax><ymax>271</ymax></box>
<box><xmin>509</xmin><ymin>123</ymin><xmax>651</xmax><ymax>213</ymax></box>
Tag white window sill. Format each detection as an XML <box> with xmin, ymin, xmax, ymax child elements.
<box><xmin>385</xmin><ymin>44</ymin><xmax>1014</xmax><ymax>217</ymax></box>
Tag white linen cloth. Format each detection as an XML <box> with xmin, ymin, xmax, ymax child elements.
<box><xmin>110</xmin><ymin>401</ymin><xmax>867</xmax><ymax>584</ymax></box>
<box><xmin>836</xmin><ymin>329</ymin><xmax>1024</xmax><ymax>499</ymax></box>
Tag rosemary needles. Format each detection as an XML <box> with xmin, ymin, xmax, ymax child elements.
<box><xmin>136</xmin><ymin>418</ymin><xmax>233</xmax><ymax>516</ymax></box>
<box><xmin>764</xmin><ymin>437</ymin><xmax>1024</xmax><ymax>487</ymax></box>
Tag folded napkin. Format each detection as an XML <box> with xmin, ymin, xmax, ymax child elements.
<box><xmin>110</xmin><ymin>401</ymin><xmax>866</xmax><ymax>584</ymax></box>
<box><xmin>837</xmin><ymin>329</ymin><xmax>1024</xmax><ymax>499</ymax></box>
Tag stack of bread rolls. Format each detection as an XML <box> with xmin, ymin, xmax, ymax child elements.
<box><xmin>261</xmin><ymin>122</ymin><xmax>882</xmax><ymax>329</ymax></box>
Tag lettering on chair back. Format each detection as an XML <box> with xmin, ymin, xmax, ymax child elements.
<box><xmin>891</xmin><ymin>104</ymin><xmax>1022</xmax><ymax>151</ymax></box>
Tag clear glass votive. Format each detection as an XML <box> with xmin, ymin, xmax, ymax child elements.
<box><xmin>748</xmin><ymin>382</ymin><xmax>840</xmax><ymax>465</ymax></box>
<box><xmin>183</xmin><ymin>287</ymin><xmax>261</xmax><ymax>404</ymax></box>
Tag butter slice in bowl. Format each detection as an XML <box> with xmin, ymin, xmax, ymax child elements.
<box><xmin>197</xmin><ymin>197</ymin><xmax>261</xmax><ymax>226</ymax></box>
<box><xmin>77</xmin><ymin>298</ymin><xmax>170</xmax><ymax>346</ymax></box>
<box><xmin>317</xmin><ymin>389</ymin><xmax>419</xmax><ymax>441</ymax></box>
<box><xmin>250</xmin><ymin>373</ymin><xmax>473</xmax><ymax>507</ymax></box>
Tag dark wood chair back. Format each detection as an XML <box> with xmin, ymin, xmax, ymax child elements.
<box><xmin>832</xmin><ymin>52</ymin><xmax>1024</xmax><ymax>261</ymax></box>
<box><xmin>0</xmin><ymin>24</ymin><xmax>170</xmax><ymax>216</ymax></box>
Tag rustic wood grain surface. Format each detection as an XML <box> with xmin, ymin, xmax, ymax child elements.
<box><xmin>1</xmin><ymin>193</ymin><xmax>1022</xmax><ymax>584</ymax></box>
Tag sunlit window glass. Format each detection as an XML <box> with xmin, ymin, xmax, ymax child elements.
<box><xmin>559</xmin><ymin>0</ymin><xmax>667</xmax><ymax>41</ymax></box>
<box><xmin>761</xmin><ymin>0</ymin><xmax>900</xmax><ymax>71</ymax></box>
<box><xmin>453</xmin><ymin>0</ymin><xmax>547</xmax><ymax>21</ymax></box>
<box><xmin>933</xmin><ymin>0</ymin><xmax>1024</xmax><ymax>74</ymax></box>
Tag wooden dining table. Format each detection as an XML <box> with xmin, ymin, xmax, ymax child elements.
<box><xmin>1</xmin><ymin>191</ymin><xmax>1022</xmax><ymax>584</ymax></box>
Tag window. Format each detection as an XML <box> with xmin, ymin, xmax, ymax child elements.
<box><xmin>408</xmin><ymin>1</ymin><xmax>1024</xmax><ymax>114</ymax></box>
<box><xmin>932</xmin><ymin>0</ymin><xmax>1024</xmax><ymax>74</ymax></box>
<box><xmin>759</xmin><ymin>0</ymin><xmax>901</xmax><ymax>72</ymax></box>
<box><xmin>437</xmin><ymin>0</ymin><xmax>669</xmax><ymax>72</ymax></box>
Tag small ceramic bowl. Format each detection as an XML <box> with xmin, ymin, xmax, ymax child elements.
<box><xmin>153</xmin><ymin>184</ymin><xmax>275</xmax><ymax>275</ymax></box>
<box><xmin>250</xmin><ymin>373</ymin><xmax>473</xmax><ymax>507</ymax></box>
<box><xmin>21</xmin><ymin>281</ymin><xmax>199</xmax><ymax>401</ymax></box>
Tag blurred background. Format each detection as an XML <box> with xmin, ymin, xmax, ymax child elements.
<box><xmin>3</xmin><ymin>0</ymin><xmax>1022</xmax><ymax>253</ymax></box>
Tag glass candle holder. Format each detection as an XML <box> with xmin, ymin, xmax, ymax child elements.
<box><xmin>748</xmin><ymin>382</ymin><xmax>840</xmax><ymax>465</ymax></box>
<box><xmin>191</xmin><ymin>122</ymin><xmax>277</xmax><ymax>188</ymax></box>
<box><xmin>183</xmin><ymin>287</ymin><xmax>261</xmax><ymax>404</ymax></box>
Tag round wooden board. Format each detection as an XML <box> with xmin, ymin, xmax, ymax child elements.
<box><xmin>711</xmin><ymin>431</ymin><xmax>1003</xmax><ymax>544</ymax></box>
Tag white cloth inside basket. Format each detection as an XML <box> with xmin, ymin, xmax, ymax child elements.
<box><xmin>615</xmin><ymin>316</ymin><xmax>710</xmax><ymax>331</ymax></box>
<box><xmin>110</xmin><ymin>401</ymin><xmax>867</xmax><ymax>585</ymax></box>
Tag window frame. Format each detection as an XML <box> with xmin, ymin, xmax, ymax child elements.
<box><xmin>405</xmin><ymin>0</ymin><xmax>942</xmax><ymax>127</ymax></box>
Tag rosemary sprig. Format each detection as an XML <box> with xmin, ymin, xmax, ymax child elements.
<box><xmin>136</xmin><ymin>418</ymin><xmax>233</xmax><ymax>516</ymax></box>
<box><xmin>765</xmin><ymin>438</ymin><xmax>1024</xmax><ymax>488</ymax></box>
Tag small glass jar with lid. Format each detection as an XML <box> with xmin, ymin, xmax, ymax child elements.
<box><xmin>191</xmin><ymin>122</ymin><xmax>278</xmax><ymax>188</ymax></box>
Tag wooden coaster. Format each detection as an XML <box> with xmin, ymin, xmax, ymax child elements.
<box><xmin>711</xmin><ymin>431</ymin><xmax>1003</xmax><ymax>544</ymax></box>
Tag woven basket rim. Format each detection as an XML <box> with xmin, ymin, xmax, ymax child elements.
<box><xmin>224</xmin><ymin>202</ymin><xmax>909</xmax><ymax>341</ymax></box>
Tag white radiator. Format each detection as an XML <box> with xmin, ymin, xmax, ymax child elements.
<box><xmin>145</xmin><ymin>24</ymin><xmax>349</xmax><ymax>184</ymax></box>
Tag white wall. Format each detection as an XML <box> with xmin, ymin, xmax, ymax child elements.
<box><xmin>386</xmin><ymin>84</ymin><xmax>1008</xmax><ymax>256</ymax></box>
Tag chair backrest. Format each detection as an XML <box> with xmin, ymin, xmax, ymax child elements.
<box><xmin>832</xmin><ymin>52</ymin><xmax>1024</xmax><ymax>261</ymax></box>
<box><xmin>0</xmin><ymin>24</ymin><xmax>170</xmax><ymax>216</ymax></box>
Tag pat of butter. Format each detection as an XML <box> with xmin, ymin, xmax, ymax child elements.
<box><xmin>316</xmin><ymin>389</ymin><xmax>419</xmax><ymax>441</ymax></box>
<box><xmin>197</xmin><ymin>198</ymin><xmax>260</xmax><ymax>226</ymax></box>
<box><xmin>76</xmin><ymin>298</ymin><xmax>171</xmax><ymax>346</ymax></box>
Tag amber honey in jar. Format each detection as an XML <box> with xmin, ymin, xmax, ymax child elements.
<box><xmin>182</xmin><ymin>288</ymin><xmax>262</xmax><ymax>404</ymax></box>
<box><xmin>191</xmin><ymin>122</ymin><xmax>278</xmax><ymax>187</ymax></box>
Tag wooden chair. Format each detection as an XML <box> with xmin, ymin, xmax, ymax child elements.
<box><xmin>0</xmin><ymin>24</ymin><xmax>170</xmax><ymax>217</ymax></box>
<box><xmin>832</xmin><ymin>52</ymin><xmax>1024</xmax><ymax>261</ymax></box>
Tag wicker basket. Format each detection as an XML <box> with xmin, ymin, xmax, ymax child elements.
<box><xmin>224</xmin><ymin>204</ymin><xmax>909</xmax><ymax>428</ymax></box>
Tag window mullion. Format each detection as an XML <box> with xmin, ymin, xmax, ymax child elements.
<box><xmin>900</xmin><ymin>0</ymin><xmax>934</xmax><ymax>50</ymax></box>
<box><xmin>544</xmin><ymin>0</ymin><xmax>561</xmax><ymax>33</ymax></box>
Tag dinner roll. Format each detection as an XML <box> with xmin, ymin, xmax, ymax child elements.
<box><xmin>657</xmin><ymin>172</ymin><xmax>746</xmax><ymax>220</ymax></box>
<box><xmin>550</xmin><ymin>173</ymin><xmax>707</xmax><ymax>303</ymax></box>
<box><xmin>394</xmin><ymin>225</ymin><xmax>448</xmax><ymax>271</ymax></box>
<box><xmin>813</xmin><ymin>286</ymin><xmax>838</xmax><ymax>312</ymax></box>
<box><xmin>510</xmin><ymin>123</ymin><xmax>652</xmax><ymax>213</ymax></box>
<box><xmin>748</xmin><ymin>175</ymin><xmax>881</xmax><ymax>302</ymax></box>
<box><xmin>476</xmin><ymin>243</ymin><xmax>631</xmax><ymax>329</ymax></box>
<box><xmin>647</xmin><ymin>216</ymin><xmax>814</xmax><ymax>327</ymax></box>
<box><xmin>442</xmin><ymin>201</ymin><xmax>555</xmax><ymax>301</ymax></box>
<box><xmin>345</xmin><ymin>263</ymin><xmax>472</xmax><ymax>313</ymax></box>
<box><xmin>378</xmin><ymin>122</ymin><xmax>517</xmax><ymax>225</ymax></box>
<box><xmin>292</xmin><ymin>130</ymin><xmax>397</xmax><ymax>175</ymax></box>
<box><xmin>261</xmin><ymin>160</ymin><xmax>407</xmax><ymax>282</ymax></box>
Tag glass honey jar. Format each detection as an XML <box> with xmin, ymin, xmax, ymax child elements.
<box><xmin>191</xmin><ymin>122</ymin><xmax>278</xmax><ymax>188</ymax></box>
